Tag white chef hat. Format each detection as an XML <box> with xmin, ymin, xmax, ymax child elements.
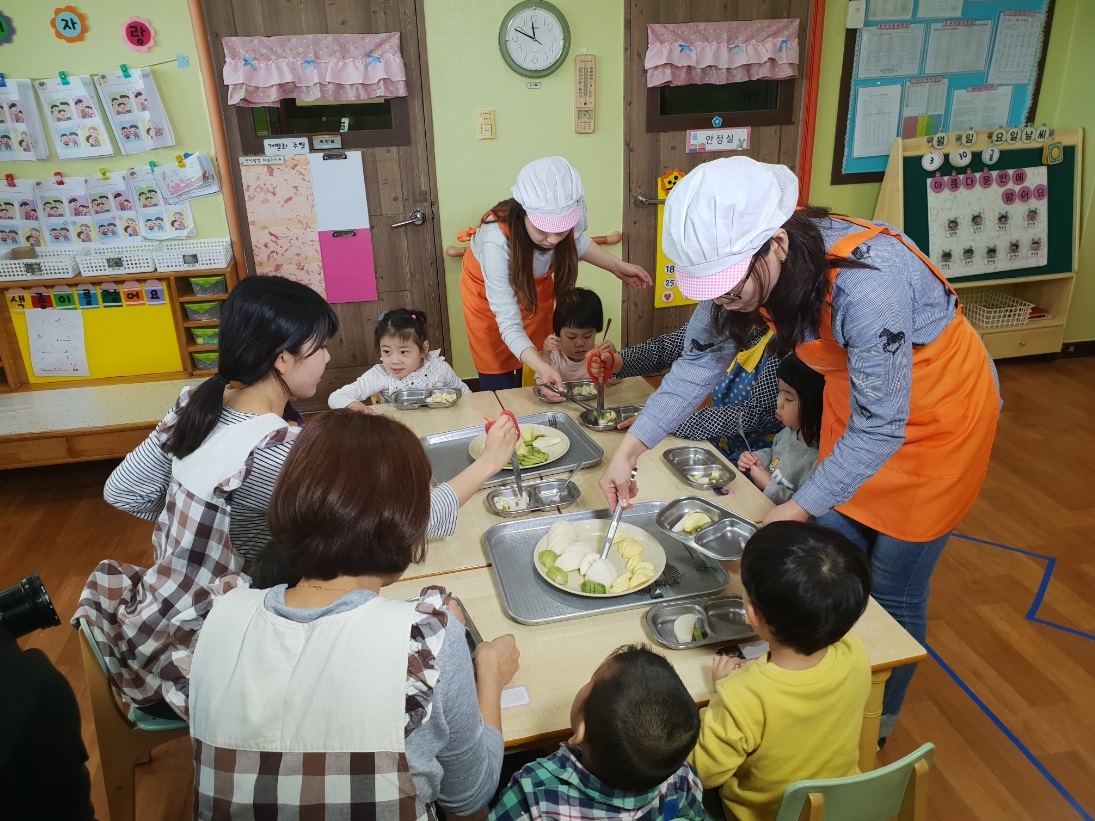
<box><xmin>512</xmin><ymin>156</ymin><xmax>585</xmax><ymax>234</ymax></box>
<box><xmin>663</xmin><ymin>157</ymin><xmax>799</xmax><ymax>301</ymax></box>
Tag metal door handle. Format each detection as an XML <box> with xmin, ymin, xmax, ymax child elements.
<box><xmin>391</xmin><ymin>209</ymin><xmax>427</xmax><ymax>228</ymax></box>
<box><xmin>633</xmin><ymin>193</ymin><xmax>665</xmax><ymax>208</ymax></box>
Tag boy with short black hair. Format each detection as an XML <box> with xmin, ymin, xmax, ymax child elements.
<box><xmin>489</xmin><ymin>644</ymin><xmax>705</xmax><ymax>820</ymax></box>
<box><xmin>691</xmin><ymin>521</ymin><xmax>872</xmax><ymax>821</ymax></box>
<box><xmin>539</xmin><ymin>286</ymin><xmax>617</xmax><ymax>387</ymax></box>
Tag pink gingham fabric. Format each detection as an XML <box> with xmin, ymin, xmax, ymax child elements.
<box><xmin>646</xmin><ymin>20</ymin><xmax>800</xmax><ymax>87</ymax></box>
<box><xmin>222</xmin><ymin>33</ymin><xmax>407</xmax><ymax>106</ymax></box>
<box><xmin>528</xmin><ymin>207</ymin><xmax>581</xmax><ymax>234</ymax></box>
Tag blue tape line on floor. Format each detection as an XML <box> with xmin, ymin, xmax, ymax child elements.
<box><xmin>926</xmin><ymin>644</ymin><xmax>1092</xmax><ymax>821</ymax></box>
<box><xmin>952</xmin><ymin>533</ymin><xmax>1095</xmax><ymax>641</ymax></box>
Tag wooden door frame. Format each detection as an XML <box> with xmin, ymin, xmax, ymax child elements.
<box><xmin>191</xmin><ymin>0</ymin><xmax>452</xmax><ymax>359</ymax></box>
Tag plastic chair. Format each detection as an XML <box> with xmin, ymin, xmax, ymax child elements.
<box><xmin>76</xmin><ymin>619</ymin><xmax>189</xmax><ymax>821</ymax></box>
<box><xmin>771</xmin><ymin>743</ymin><xmax>935</xmax><ymax>821</ymax></box>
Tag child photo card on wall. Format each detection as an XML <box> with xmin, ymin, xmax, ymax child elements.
<box><xmin>84</xmin><ymin>171</ymin><xmax>142</xmax><ymax>244</ymax></box>
<box><xmin>124</xmin><ymin>167</ymin><xmax>195</xmax><ymax>240</ymax></box>
<box><xmin>94</xmin><ymin>68</ymin><xmax>175</xmax><ymax>155</ymax></box>
<box><xmin>0</xmin><ymin>180</ymin><xmax>44</xmax><ymax>248</ymax></box>
<box><xmin>0</xmin><ymin>79</ymin><xmax>49</xmax><ymax>160</ymax></box>
<box><xmin>34</xmin><ymin>75</ymin><xmax>114</xmax><ymax>159</ymax></box>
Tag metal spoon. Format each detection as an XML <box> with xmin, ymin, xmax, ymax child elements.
<box><xmin>538</xmin><ymin>461</ymin><xmax>582</xmax><ymax>505</ymax></box>
<box><xmin>600</xmin><ymin>467</ymin><xmax>637</xmax><ymax>560</ymax></box>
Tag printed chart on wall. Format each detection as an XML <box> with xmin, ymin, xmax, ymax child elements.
<box><xmin>927</xmin><ymin>165</ymin><xmax>1047</xmax><ymax>278</ymax></box>
<box><xmin>841</xmin><ymin>0</ymin><xmax>1050</xmax><ymax>178</ymax></box>
<box><xmin>34</xmin><ymin>76</ymin><xmax>115</xmax><ymax>159</ymax></box>
<box><xmin>654</xmin><ymin>169</ymin><xmax>694</xmax><ymax>309</ymax></box>
<box><xmin>24</xmin><ymin>308</ymin><xmax>90</xmax><ymax>377</ymax></box>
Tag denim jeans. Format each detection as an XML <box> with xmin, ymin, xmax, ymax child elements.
<box><xmin>476</xmin><ymin>370</ymin><xmax>522</xmax><ymax>391</ymax></box>
<box><xmin>815</xmin><ymin>509</ymin><xmax>950</xmax><ymax>738</ymax></box>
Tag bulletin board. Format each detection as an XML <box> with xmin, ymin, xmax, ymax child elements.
<box><xmin>874</xmin><ymin>129</ymin><xmax>1079</xmax><ymax>284</ymax></box>
<box><xmin>833</xmin><ymin>0</ymin><xmax>1055</xmax><ymax>184</ymax></box>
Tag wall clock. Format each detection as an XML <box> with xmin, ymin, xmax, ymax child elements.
<box><xmin>499</xmin><ymin>1</ymin><xmax>570</xmax><ymax>78</ymax></box>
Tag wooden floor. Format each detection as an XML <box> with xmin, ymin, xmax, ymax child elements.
<box><xmin>2</xmin><ymin>357</ymin><xmax>1094</xmax><ymax>820</ymax></box>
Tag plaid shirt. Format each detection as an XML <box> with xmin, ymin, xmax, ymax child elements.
<box><xmin>489</xmin><ymin>745</ymin><xmax>705</xmax><ymax>821</ymax></box>
<box><xmin>72</xmin><ymin>401</ymin><xmax>296</xmax><ymax>719</ymax></box>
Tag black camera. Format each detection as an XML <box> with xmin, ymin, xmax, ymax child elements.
<box><xmin>0</xmin><ymin>572</ymin><xmax>61</xmax><ymax>639</ymax></box>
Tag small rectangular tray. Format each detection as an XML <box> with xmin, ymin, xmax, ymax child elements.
<box><xmin>486</xmin><ymin>479</ymin><xmax>581</xmax><ymax>518</ymax></box>
<box><xmin>655</xmin><ymin>496</ymin><xmax>757</xmax><ymax>562</ymax></box>
<box><xmin>390</xmin><ymin>387</ymin><xmax>462</xmax><ymax>409</ymax></box>
<box><xmin>662</xmin><ymin>446</ymin><xmax>737</xmax><ymax>489</ymax></box>
<box><xmin>483</xmin><ymin>502</ymin><xmax>730</xmax><ymax>625</ymax></box>
<box><xmin>533</xmin><ymin>380</ymin><xmax>598</xmax><ymax>403</ymax></box>
<box><xmin>578</xmin><ymin>404</ymin><xmax>644</xmax><ymax>432</ymax></box>
<box><xmin>645</xmin><ymin>595</ymin><xmax>756</xmax><ymax>650</ymax></box>
<box><xmin>420</xmin><ymin>412</ymin><xmax>603</xmax><ymax>490</ymax></box>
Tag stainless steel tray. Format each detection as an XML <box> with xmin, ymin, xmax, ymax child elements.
<box><xmin>390</xmin><ymin>387</ymin><xmax>462</xmax><ymax>409</ymax></box>
<box><xmin>485</xmin><ymin>479</ymin><xmax>581</xmax><ymax>518</ymax></box>
<box><xmin>662</xmin><ymin>446</ymin><xmax>736</xmax><ymax>489</ymax></box>
<box><xmin>578</xmin><ymin>404</ymin><xmax>644</xmax><ymax>432</ymax></box>
<box><xmin>419</xmin><ymin>412</ymin><xmax>604</xmax><ymax>489</ymax></box>
<box><xmin>655</xmin><ymin>496</ymin><xmax>757</xmax><ymax>561</ymax></box>
<box><xmin>645</xmin><ymin>595</ymin><xmax>756</xmax><ymax>650</ymax></box>
<box><xmin>483</xmin><ymin>502</ymin><xmax>730</xmax><ymax>625</ymax></box>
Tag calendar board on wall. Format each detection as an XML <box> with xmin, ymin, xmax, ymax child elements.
<box><xmin>874</xmin><ymin>129</ymin><xmax>1079</xmax><ymax>284</ymax></box>
<box><xmin>833</xmin><ymin>0</ymin><xmax>1054</xmax><ymax>184</ymax></box>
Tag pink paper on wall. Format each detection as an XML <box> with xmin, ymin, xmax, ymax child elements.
<box><xmin>240</xmin><ymin>157</ymin><xmax>325</xmax><ymax>297</ymax></box>
<box><xmin>317</xmin><ymin>230</ymin><xmax>377</xmax><ymax>304</ymax></box>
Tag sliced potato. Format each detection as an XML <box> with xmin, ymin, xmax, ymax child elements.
<box><xmin>609</xmin><ymin>573</ymin><xmax>632</xmax><ymax>592</ymax></box>
<box><xmin>628</xmin><ymin>572</ymin><xmax>654</xmax><ymax>589</ymax></box>
<box><xmin>616</xmin><ymin>537</ymin><xmax>644</xmax><ymax>560</ymax></box>
<box><xmin>629</xmin><ymin>561</ymin><xmax>655</xmax><ymax>577</ymax></box>
<box><xmin>625</xmin><ymin>555</ymin><xmax>645</xmax><ymax>572</ymax></box>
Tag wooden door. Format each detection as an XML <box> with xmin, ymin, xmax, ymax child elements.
<box><xmin>199</xmin><ymin>0</ymin><xmax>449</xmax><ymax>410</ymax></box>
<box><xmin>622</xmin><ymin>0</ymin><xmax>811</xmax><ymax>347</ymax></box>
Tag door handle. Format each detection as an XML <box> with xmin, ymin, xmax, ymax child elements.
<box><xmin>633</xmin><ymin>193</ymin><xmax>665</xmax><ymax>208</ymax></box>
<box><xmin>391</xmin><ymin>209</ymin><xmax>427</xmax><ymax>229</ymax></box>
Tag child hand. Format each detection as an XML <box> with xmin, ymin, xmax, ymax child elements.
<box><xmin>737</xmin><ymin>452</ymin><xmax>760</xmax><ymax>471</ymax></box>
<box><xmin>712</xmin><ymin>653</ymin><xmax>746</xmax><ymax>687</ymax></box>
<box><xmin>476</xmin><ymin>633</ymin><xmax>521</xmax><ymax>687</ymax></box>
<box><xmin>346</xmin><ymin>401</ymin><xmax>375</xmax><ymax>414</ymax></box>
<box><xmin>443</xmin><ymin>594</ymin><xmax>467</xmax><ymax>625</ymax></box>
<box><xmin>481</xmin><ymin>414</ymin><xmax>519</xmax><ymax>471</ymax></box>
<box><xmin>542</xmin><ymin>334</ymin><xmax>561</xmax><ymax>353</ymax></box>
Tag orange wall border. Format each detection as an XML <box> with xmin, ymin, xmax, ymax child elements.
<box><xmin>797</xmin><ymin>0</ymin><xmax>826</xmax><ymax>204</ymax></box>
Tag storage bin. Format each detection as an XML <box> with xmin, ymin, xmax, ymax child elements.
<box><xmin>153</xmin><ymin>239</ymin><xmax>233</xmax><ymax>271</ymax></box>
<box><xmin>962</xmin><ymin>290</ymin><xmax>1034</xmax><ymax>329</ymax></box>
<box><xmin>190</xmin><ymin>327</ymin><xmax>219</xmax><ymax>346</ymax></box>
<box><xmin>193</xmin><ymin>352</ymin><xmax>220</xmax><ymax>371</ymax></box>
<box><xmin>76</xmin><ymin>243</ymin><xmax>159</xmax><ymax>276</ymax></box>
<box><xmin>0</xmin><ymin>248</ymin><xmax>79</xmax><ymax>281</ymax></box>
<box><xmin>188</xmin><ymin>275</ymin><xmax>227</xmax><ymax>296</ymax></box>
<box><xmin>185</xmin><ymin>301</ymin><xmax>222</xmax><ymax>322</ymax></box>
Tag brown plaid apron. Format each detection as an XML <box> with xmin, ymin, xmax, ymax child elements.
<box><xmin>73</xmin><ymin>413</ymin><xmax>297</xmax><ymax>719</ymax></box>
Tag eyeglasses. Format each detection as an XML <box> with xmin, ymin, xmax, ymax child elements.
<box><xmin>718</xmin><ymin>277</ymin><xmax>749</xmax><ymax>301</ymax></box>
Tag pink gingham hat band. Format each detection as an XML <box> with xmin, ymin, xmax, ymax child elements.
<box><xmin>527</xmin><ymin>207</ymin><xmax>581</xmax><ymax>234</ymax></box>
<box><xmin>676</xmin><ymin>256</ymin><xmax>753</xmax><ymax>301</ymax></box>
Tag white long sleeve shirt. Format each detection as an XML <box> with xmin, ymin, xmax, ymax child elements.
<box><xmin>327</xmin><ymin>351</ymin><xmax>471</xmax><ymax>408</ymax></box>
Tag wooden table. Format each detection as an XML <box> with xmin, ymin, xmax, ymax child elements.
<box><xmin>369</xmin><ymin>389</ymin><xmax>503</xmax><ymax>438</ymax></box>
<box><xmin>387</xmin><ymin>566</ymin><xmax>925</xmax><ymax>773</ymax></box>
<box><xmin>396</xmin><ymin>381</ymin><xmax>926</xmax><ymax>770</ymax></box>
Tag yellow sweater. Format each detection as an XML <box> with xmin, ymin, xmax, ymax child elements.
<box><xmin>689</xmin><ymin>634</ymin><xmax>870</xmax><ymax>821</ymax></box>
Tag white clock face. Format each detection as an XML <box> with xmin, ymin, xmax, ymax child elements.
<box><xmin>505</xmin><ymin>7</ymin><xmax>566</xmax><ymax>72</ymax></box>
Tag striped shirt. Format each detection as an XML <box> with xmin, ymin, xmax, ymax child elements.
<box><xmin>617</xmin><ymin>325</ymin><xmax>779</xmax><ymax>448</ymax></box>
<box><xmin>630</xmin><ymin>218</ymin><xmax>994</xmax><ymax>519</ymax></box>
<box><xmin>105</xmin><ymin>392</ymin><xmax>461</xmax><ymax>563</ymax></box>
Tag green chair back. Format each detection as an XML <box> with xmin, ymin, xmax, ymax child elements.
<box><xmin>772</xmin><ymin>743</ymin><xmax>935</xmax><ymax>821</ymax></box>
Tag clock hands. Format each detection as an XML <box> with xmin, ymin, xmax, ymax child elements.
<box><xmin>531</xmin><ymin>18</ymin><xmax>536</xmax><ymax>40</ymax></box>
<box><xmin>514</xmin><ymin>26</ymin><xmax>542</xmax><ymax>44</ymax></box>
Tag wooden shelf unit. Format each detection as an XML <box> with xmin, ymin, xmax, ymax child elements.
<box><xmin>0</xmin><ymin>264</ymin><xmax>235</xmax><ymax>390</ymax></box>
<box><xmin>874</xmin><ymin>129</ymin><xmax>1082</xmax><ymax>360</ymax></box>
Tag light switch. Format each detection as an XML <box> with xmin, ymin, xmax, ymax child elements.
<box><xmin>846</xmin><ymin>0</ymin><xmax>866</xmax><ymax>29</ymax></box>
<box><xmin>477</xmin><ymin>109</ymin><xmax>497</xmax><ymax>140</ymax></box>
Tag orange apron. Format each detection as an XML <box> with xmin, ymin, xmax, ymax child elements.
<box><xmin>795</xmin><ymin>217</ymin><xmax>999</xmax><ymax>541</ymax></box>
<box><xmin>459</xmin><ymin>215</ymin><xmax>556</xmax><ymax>374</ymax></box>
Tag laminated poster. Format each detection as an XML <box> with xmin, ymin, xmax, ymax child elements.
<box><xmin>124</xmin><ymin>167</ymin><xmax>195</xmax><ymax>240</ymax></box>
<box><xmin>34</xmin><ymin>76</ymin><xmax>114</xmax><ymax>159</ymax></box>
<box><xmin>94</xmin><ymin>69</ymin><xmax>176</xmax><ymax>155</ymax></box>
<box><xmin>0</xmin><ymin>179</ymin><xmax>46</xmax><ymax>248</ymax></box>
<box><xmin>84</xmin><ymin>171</ymin><xmax>143</xmax><ymax>244</ymax></box>
<box><xmin>34</xmin><ymin>176</ymin><xmax>99</xmax><ymax>247</ymax></box>
<box><xmin>0</xmin><ymin>79</ymin><xmax>50</xmax><ymax>161</ymax></box>
<box><xmin>25</xmin><ymin>308</ymin><xmax>90</xmax><ymax>377</ymax></box>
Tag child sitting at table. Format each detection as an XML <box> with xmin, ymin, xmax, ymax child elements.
<box><xmin>537</xmin><ymin>287</ymin><xmax>618</xmax><ymax>395</ymax></box>
<box><xmin>489</xmin><ymin>644</ymin><xmax>706</xmax><ymax>820</ymax></box>
<box><xmin>691</xmin><ymin>522</ymin><xmax>871</xmax><ymax>821</ymax></box>
<box><xmin>328</xmin><ymin>308</ymin><xmax>470</xmax><ymax>410</ymax></box>
<box><xmin>736</xmin><ymin>353</ymin><xmax>824</xmax><ymax>504</ymax></box>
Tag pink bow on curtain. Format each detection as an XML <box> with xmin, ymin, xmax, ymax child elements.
<box><xmin>222</xmin><ymin>33</ymin><xmax>408</xmax><ymax>106</ymax></box>
<box><xmin>646</xmin><ymin>20</ymin><xmax>800</xmax><ymax>87</ymax></box>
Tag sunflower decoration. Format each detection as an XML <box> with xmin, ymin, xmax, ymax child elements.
<box><xmin>1043</xmin><ymin>141</ymin><xmax>1064</xmax><ymax>166</ymax></box>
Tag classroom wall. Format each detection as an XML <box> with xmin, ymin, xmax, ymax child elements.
<box><xmin>809</xmin><ymin>0</ymin><xmax>1094</xmax><ymax>343</ymax></box>
<box><xmin>422</xmin><ymin>0</ymin><xmax>625</xmax><ymax>378</ymax></box>
<box><xmin>0</xmin><ymin>0</ymin><xmax>228</xmax><ymax>238</ymax></box>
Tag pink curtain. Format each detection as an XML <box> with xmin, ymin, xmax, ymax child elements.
<box><xmin>646</xmin><ymin>20</ymin><xmax>800</xmax><ymax>87</ymax></box>
<box><xmin>222</xmin><ymin>33</ymin><xmax>407</xmax><ymax>106</ymax></box>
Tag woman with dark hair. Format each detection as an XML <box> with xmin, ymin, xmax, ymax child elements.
<box><xmin>190</xmin><ymin>411</ymin><xmax>520</xmax><ymax>818</ymax></box>
<box><xmin>459</xmin><ymin>156</ymin><xmax>651</xmax><ymax>390</ymax></box>
<box><xmin>597</xmin><ymin>157</ymin><xmax>999</xmax><ymax>743</ymax></box>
